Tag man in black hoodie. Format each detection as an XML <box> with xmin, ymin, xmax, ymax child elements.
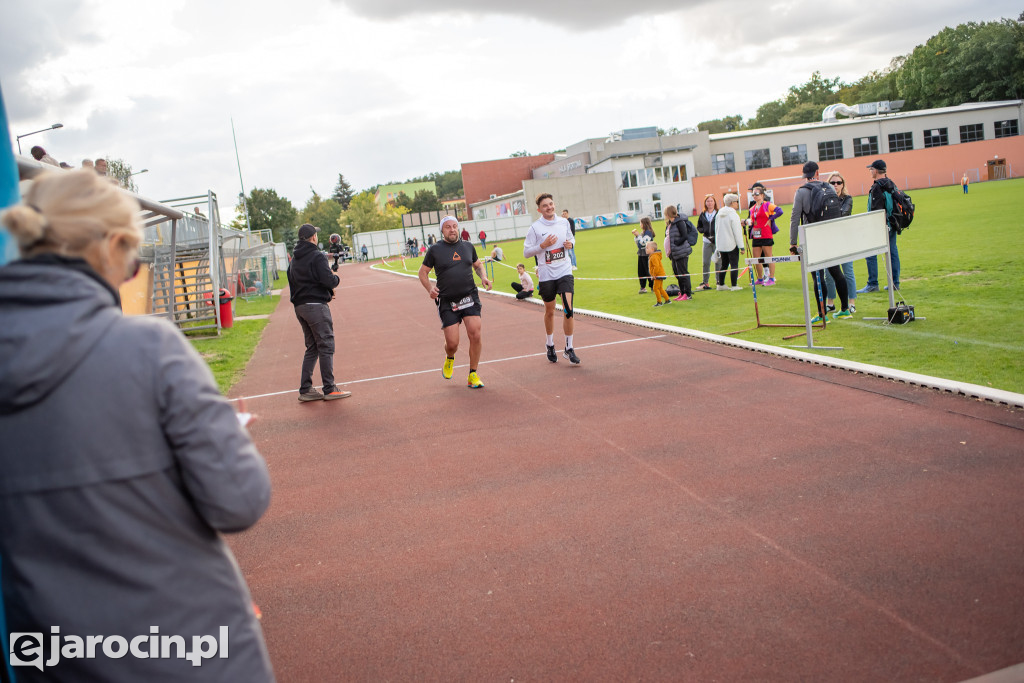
<box><xmin>288</xmin><ymin>223</ymin><xmax>349</xmax><ymax>402</ymax></box>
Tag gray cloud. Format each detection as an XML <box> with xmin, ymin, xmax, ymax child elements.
<box><xmin>329</xmin><ymin>0</ymin><xmax>714</xmax><ymax>30</ymax></box>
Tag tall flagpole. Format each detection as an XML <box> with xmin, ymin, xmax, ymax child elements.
<box><xmin>231</xmin><ymin>117</ymin><xmax>252</xmax><ymax>232</ymax></box>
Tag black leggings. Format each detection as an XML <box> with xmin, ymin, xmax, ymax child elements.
<box><xmin>671</xmin><ymin>256</ymin><xmax>691</xmax><ymax>296</ymax></box>
<box><xmin>511</xmin><ymin>282</ymin><xmax>533</xmax><ymax>300</ymax></box>
<box><xmin>717</xmin><ymin>248</ymin><xmax>740</xmax><ymax>286</ymax></box>
<box><xmin>637</xmin><ymin>255</ymin><xmax>652</xmax><ymax>290</ymax></box>
<box><xmin>812</xmin><ymin>266</ymin><xmax>848</xmax><ymax>313</ymax></box>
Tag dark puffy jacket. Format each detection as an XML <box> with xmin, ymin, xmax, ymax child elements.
<box><xmin>288</xmin><ymin>239</ymin><xmax>339</xmax><ymax>304</ymax></box>
<box><xmin>667</xmin><ymin>216</ymin><xmax>696</xmax><ymax>259</ymax></box>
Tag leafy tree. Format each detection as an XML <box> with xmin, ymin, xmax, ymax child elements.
<box><xmin>342</xmin><ymin>191</ymin><xmax>405</xmax><ymax>235</ymax></box>
<box><xmin>779</xmin><ymin>102</ymin><xmax>824</xmax><ymax>126</ymax></box>
<box><xmin>410</xmin><ymin>189</ymin><xmax>442</xmax><ymax>213</ymax></box>
<box><xmin>105</xmin><ymin>158</ymin><xmax>138</xmax><ymax>193</ymax></box>
<box><xmin>508</xmin><ymin>150</ymin><xmax>530</xmax><ymax>157</ymax></box>
<box><xmin>237</xmin><ymin>188</ymin><xmax>297</xmax><ymax>245</ymax></box>
<box><xmin>299</xmin><ymin>193</ymin><xmax>344</xmax><ymax>242</ymax></box>
<box><xmin>747</xmin><ymin>99</ymin><xmax>788</xmax><ymax>129</ymax></box>
<box><xmin>898</xmin><ymin>18</ymin><xmax>1024</xmax><ymax>108</ymax></box>
<box><xmin>331</xmin><ymin>173</ymin><xmax>354</xmax><ymax>209</ymax></box>
<box><xmin>785</xmin><ymin>71</ymin><xmax>845</xmax><ymax>107</ymax></box>
<box><xmin>696</xmin><ymin>116</ymin><xmax>744</xmax><ymax>134</ymax></box>
<box><xmin>392</xmin><ymin>192</ymin><xmax>413</xmax><ymax>210</ymax></box>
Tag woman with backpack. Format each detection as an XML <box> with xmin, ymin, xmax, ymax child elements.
<box><xmin>823</xmin><ymin>173</ymin><xmax>858</xmax><ymax>313</ymax></box>
<box><xmin>630</xmin><ymin>217</ymin><xmax>656</xmax><ymax>293</ymax></box>
<box><xmin>695</xmin><ymin>194</ymin><xmax>718</xmax><ymax>291</ymax></box>
<box><xmin>744</xmin><ymin>186</ymin><xmax>783</xmax><ymax>286</ymax></box>
<box><xmin>664</xmin><ymin>205</ymin><xmax>696</xmax><ymax>301</ymax></box>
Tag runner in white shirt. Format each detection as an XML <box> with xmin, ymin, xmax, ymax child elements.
<box><xmin>523</xmin><ymin>193</ymin><xmax>579</xmax><ymax>364</ymax></box>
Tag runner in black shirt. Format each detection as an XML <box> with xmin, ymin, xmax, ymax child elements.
<box><xmin>419</xmin><ymin>215</ymin><xmax>492</xmax><ymax>388</ymax></box>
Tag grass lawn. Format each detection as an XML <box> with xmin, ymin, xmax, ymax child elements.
<box><xmin>389</xmin><ymin>178</ymin><xmax>1024</xmax><ymax>395</ymax></box>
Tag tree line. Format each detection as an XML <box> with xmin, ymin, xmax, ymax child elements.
<box><xmin>230</xmin><ymin>170</ymin><xmax>462</xmax><ymax>250</ymax></box>
<box><xmin>693</xmin><ymin>15</ymin><xmax>1023</xmax><ymax>133</ymax></box>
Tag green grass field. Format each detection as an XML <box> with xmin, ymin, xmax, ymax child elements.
<box><xmin>391</xmin><ymin>178</ymin><xmax>1024</xmax><ymax>395</ymax></box>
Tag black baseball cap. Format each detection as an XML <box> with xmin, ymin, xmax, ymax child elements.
<box><xmin>298</xmin><ymin>223</ymin><xmax>320</xmax><ymax>240</ymax></box>
<box><xmin>867</xmin><ymin>159</ymin><xmax>887</xmax><ymax>172</ymax></box>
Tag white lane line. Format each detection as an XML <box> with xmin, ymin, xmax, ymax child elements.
<box><xmin>228</xmin><ymin>334</ymin><xmax>666</xmax><ymax>402</ymax></box>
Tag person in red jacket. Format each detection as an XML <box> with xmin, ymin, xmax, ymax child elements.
<box><xmin>744</xmin><ymin>186</ymin><xmax>783</xmax><ymax>285</ymax></box>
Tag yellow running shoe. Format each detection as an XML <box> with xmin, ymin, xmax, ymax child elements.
<box><xmin>467</xmin><ymin>371</ymin><xmax>484</xmax><ymax>388</ymax></box>
<box><xmin>441</xmin><ymin>356</ymin><xmax>454</xmax><ymax>380</ymax></box>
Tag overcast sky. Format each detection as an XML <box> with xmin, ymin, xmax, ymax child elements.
<box><xmin>2</xmin><ymin>0</ymin><xmax>1019</xmax><ymax>218</ymax></box>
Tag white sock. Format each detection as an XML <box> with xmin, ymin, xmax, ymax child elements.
<box><xmin>546</xmin><ymin>334</ymin><xmax>554</xmax><ymax>346</ymax></box>
<box><xmin>565</xmin><ymin>335</ymin><xmax>574</xmax><ymax>350</ymax></box>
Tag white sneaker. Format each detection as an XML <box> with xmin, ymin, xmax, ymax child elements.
<box><xmin>730</xmin><ymin>286</ymin><xmax>743</xmax><ymax>291</ymax></box>
<box><xmin>716</xmin><ymin>285</ymin><xmax>728</xmax><ymax>291</ymax></box>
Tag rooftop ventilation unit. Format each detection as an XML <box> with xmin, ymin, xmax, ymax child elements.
<box><xmin>822</xmin><ymin>100</ymin><xmax>906</xmax><ymax>122</ymax></box>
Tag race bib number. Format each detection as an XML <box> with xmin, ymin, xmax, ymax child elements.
<box><xmin>545</xmin><ymin>247</ymin><xmax>566</xmax><ymax>264</ymax></box>
<box><xmin>450</xmin><ymin>295</ymin><xmax>474</xmax><ymax>311</ymax></box>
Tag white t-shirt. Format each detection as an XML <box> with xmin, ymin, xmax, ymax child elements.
<box><xmin>524</xmin><ymin>216</ymin><xmax>574</xmax><ymax>282</ymax></box>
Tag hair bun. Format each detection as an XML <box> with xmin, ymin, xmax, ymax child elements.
<box><xmin>0</xmin><ymin>204</ymin><xmax>47</xmax><ymax>249</ymax></box>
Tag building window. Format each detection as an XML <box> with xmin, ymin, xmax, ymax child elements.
<box><xmin>780</xmin><ymin>144</ymin><xmax>807</xmax><ymax>166</ymax></box>
<box><xmin>711</xmin><ymin>153</ymin><xmax>735</xmax><ymax>175</ymax></box>
<box><xmin>744</xmin><ymin>148</ymin><xmax>771</xmax><ymax>171</ymax></box>
<box><xmin>627</xmin><ymin>200</ymin><xmax>642</xmax><ymax>213</ymax></box>
<box><xmin>818</xmin><ymin>140</ymin><xmax>843</xmax><ymax>161</ymax></box>
<box><xmin>995</xmin><ymin>119</ymin><xmax>1019</xmax><ymax>138</ymax></box>
<box><xmin>653</xmin><ymin>202</ymin><xmax>663</xmax><ymax>219</ymax></box>
<box><xmin>853</xmin><ymin>136</ymin><xmax>879</xmax><ymax>157</ymax></box>
<box><xmin>959</xmin><ymin>123</ymin><xmax>984</xmax><ymax>143</ymax></box>
<box><xmin>476</xmin><ymin>209</ymin><xmax>486</xmax><ymax>219</ymax></box>
<box><xmin>924</xmin><ymin>128</ymin><xmax>948</xmax><ymax>148</ymax></box>
<box><xmin>888</xmin><ymin>132</ymin><xmax>913</xmax><ymax>152</ymax></box>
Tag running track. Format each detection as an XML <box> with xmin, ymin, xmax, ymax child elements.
<box><xmin>227</xmin><ymin>262</ymin><xmax>1024</xmax><ymax>682</ymax></box>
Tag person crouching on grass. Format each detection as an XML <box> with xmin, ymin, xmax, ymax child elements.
<box><xmin>646</xmin><ymin>241</ymin><xmax>670</xmax><ymax>306</ymax></box>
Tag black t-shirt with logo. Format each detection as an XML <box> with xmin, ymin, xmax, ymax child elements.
<box><xmin>423</xmin><ymin>239</ymin><xmax>478</xmax><ymax>301</ymax></box>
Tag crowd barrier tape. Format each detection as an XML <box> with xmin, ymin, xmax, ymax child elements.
<box><xmin>375</xmin><ymin>255</ymin><xmax>753</xmax><ymax>283</ymax></box>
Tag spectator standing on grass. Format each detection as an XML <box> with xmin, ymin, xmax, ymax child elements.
<box><xmin>961</xmin><ymin>173</ymin><xmax>969</xmax><ymax>194</ymax></box>
<box><xmin>714</xmin><ymin>193</ymin><xmax>745</xmax><ymax>290</ymax></box>
<box><xmin>288</xmin><ymin>223</ymin><xmax>351</xmax><ymax>402</ymax></box>
<box><xmin>789</xmin><ymin>161</ymin><xmax>851</xmax><ymax>321</ymax></box>
<box><xmin>461</xmin><ymin>226</ymin><xmax>470</xmax><ymax>242</ymax></box>
<box><xmin>0</xmin><ymin>169</ymin><xmax>275</xmax><ymax>682</ymax></box>
<box><xmin>631</xmin><ymin>217</ymin><xmax>655</xmax><ymax>293</ymax></box>
<box><xmin>479</xmin><ymin>230</ymin><xmax>487</xmax><ymax>250</ymax></box>
<box><xmin>823</xmin><ymin>173</ymin><xmax>857</xmax><ymax>313</ymax></box>
<box><xmin>646</xmin><ymin>240</ymin><xmax>670</xmax><ymax>306</ymax></box>
<box><xmin>858</xmin><ymin>159</ymin><xmax>902</xmax><ymax>293</ymax></box>
<box><xmin>561</xmin><ymin>209</ymin><xmax>578</xmax><ymax>268</ymax></box>
<box><xmin>695</xmin><ymin>194</ymin><xmax>717</xmax><ymax>291</ymax></box>
<box><xmin>664</xmin><ymin>204</ymin><xmax>695</xmax><ymax>301</ymax></box>
<box><xmin>745</xmin><ymin>185</ymin><xmax>783</xmax><ymax>286</ymax></box>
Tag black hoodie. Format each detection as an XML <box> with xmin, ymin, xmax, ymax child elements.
<box><xmin>288</xmin><ymin>238</ymin><xmax>339</xmax><ymax>305</ymax></box>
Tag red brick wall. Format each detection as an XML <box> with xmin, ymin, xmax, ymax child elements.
<box><xmin>462</xmin><ymin>154</ymin><xmax>556</xmax><ymax>218</ymax></box>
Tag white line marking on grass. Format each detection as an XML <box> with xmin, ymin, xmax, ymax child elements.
<box><xmin>229</xmin><ymin>335</ymin><xmax>666</xmax><ymax>402</ymax></box>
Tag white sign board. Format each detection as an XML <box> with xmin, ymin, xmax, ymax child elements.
<box><xmin>801</xmin><ymin>210</ymin><xmax>888</xmax><ymax>270</ymax></box>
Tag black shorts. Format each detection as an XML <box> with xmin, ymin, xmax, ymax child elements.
<box><xmin>436</xmin><ymin>291</ymin><xmax>481</xmax><ymax>328</ymax></box>
<box><xmin>752</xmin><ymin>238</ymin><xmax>775</xmax><ymax>248</ymax></box>
<box><xmin>538</xmin><ymin>274</ymin><xmax>574</xmax><ymax>302</ymax></box>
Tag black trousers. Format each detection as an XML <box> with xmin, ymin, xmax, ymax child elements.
<box><xmin>671</xmin><ymin>256</ymin><xmax>692</xmax><ymax>296</ymax></box>
<box><xmin>717</xmin><ymin>248</ymin><xmax>740</xmax><ymax>286</ymax></box>
<box><xmin>637</xmin><ymin>255</ymin><xmax>652</xmax><ymax>289</ymax></box>
<box><xmin>812</xmin><ymin>266</ymin><xmax>849</xmax><ymax>313</ymax></box>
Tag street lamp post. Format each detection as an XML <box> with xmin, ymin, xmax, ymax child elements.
<box><xmin>16</xmin><ymin>123</ymin><xmax>63</xmax><ymax>155</ymax></box>
<box><xmin>128</xmin><ymin>169</ymin><xmax>149</xmax><ymax>177</ymax></box>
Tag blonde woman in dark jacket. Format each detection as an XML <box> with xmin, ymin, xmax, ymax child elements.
<box><xmin>0</xmin><ymin>170</ymin><xmax>275</xmax><ymax>682</ymax></box>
